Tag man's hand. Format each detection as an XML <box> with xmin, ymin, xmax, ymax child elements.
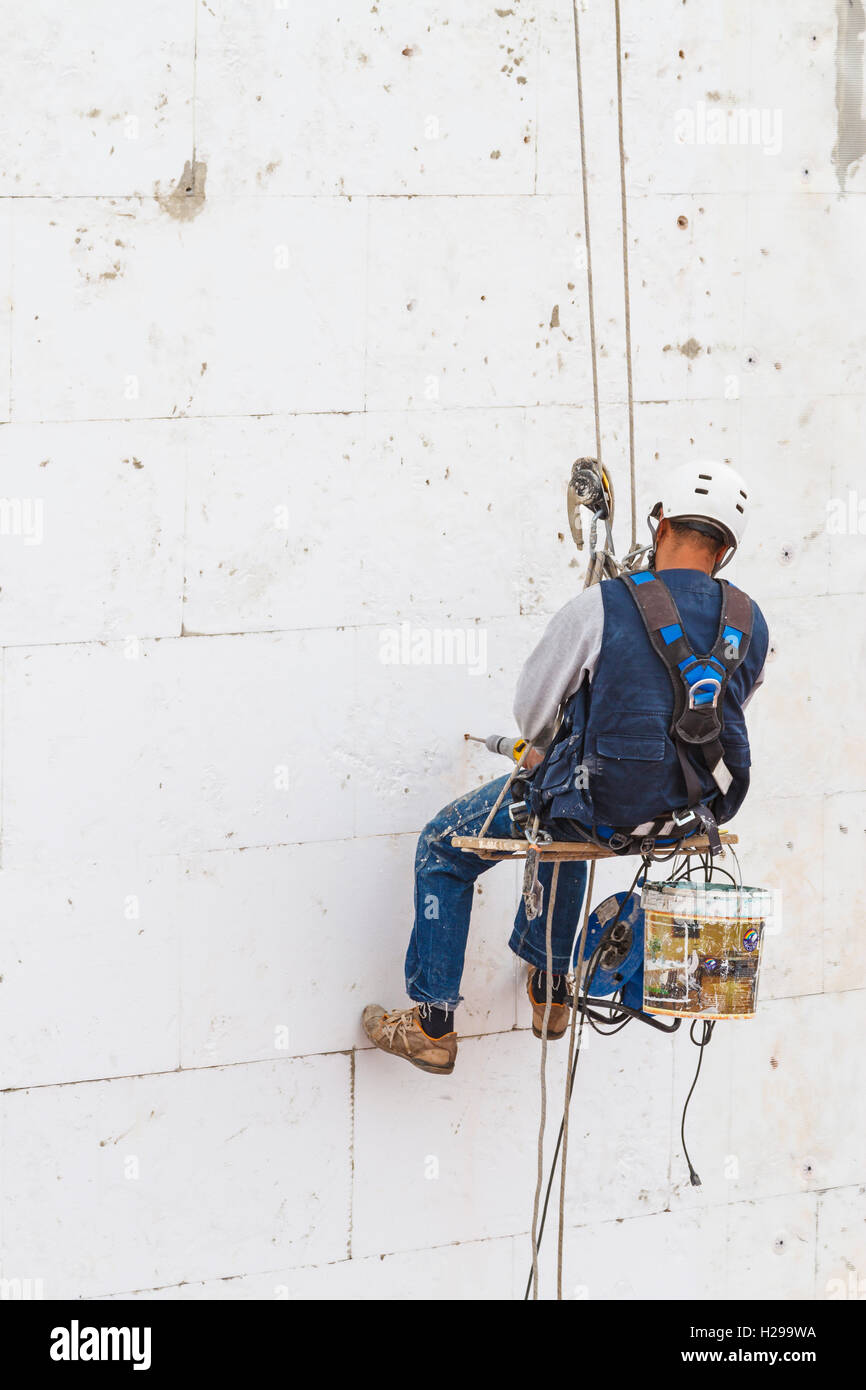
<box><xmin>524</xmin><ymin>745</ymin><xmax>545</xmax><ymax>771</ymax></box>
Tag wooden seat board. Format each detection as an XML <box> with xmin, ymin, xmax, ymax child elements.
<box><xmin>450</xmin><ymin>832</ymin><xmax>737</xmax><ymax>862</ymax></box>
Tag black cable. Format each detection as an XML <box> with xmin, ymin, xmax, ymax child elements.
<box><xmin>680</xmin><ymin>1019</ymin><xmax>715</xmax><ymax>1186</ymax></box>
<box><xmin>585</xmin><ymin>1000</ymin><xmax>632</xmax><ymax>1034</ymax></box>
<box><xmin>586</xmin><ymin>1004</ymin><xmax>629</xmax><ymax>1033</ymax></box>
<box><xmin>581</xmin><ymin>952</ymin><xmax>627</xmax><ymax>1033</ymax></box>
<box><xmin>664</xmin><ymin>860</ymin><xmax>731</xmax><ymax>1184</ymax></box>
<box><xmin>648</xmin><ymin>841</ymin><xmax>691</xmax><ymax>864</ymax></box>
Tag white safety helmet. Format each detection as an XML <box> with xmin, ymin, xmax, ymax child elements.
<box><xmin>651</xmin><ymin>460</ymin><xmax>750</xmax><ymax>572</ymax></box>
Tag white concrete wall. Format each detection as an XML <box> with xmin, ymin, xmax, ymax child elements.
<box><xmin>0</xmin><ymin>0</ymin><xmax>863</xmax><ymax>1302</ymax></box>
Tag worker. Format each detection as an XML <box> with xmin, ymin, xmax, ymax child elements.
<box><xmin>362</xmin><ymin>461</ymin><xmax>769</xmax><ymax>1075</ymax></box>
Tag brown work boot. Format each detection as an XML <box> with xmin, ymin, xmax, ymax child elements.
<box><xmin>362</xmin><ymin>1004</ymin><xmax>458</xmax><ymax>1075</ymax></box>
<box><xmin>526</xmin><ymin>967</ymin><xmax>571</xmax><ymax>1040</ymax></box>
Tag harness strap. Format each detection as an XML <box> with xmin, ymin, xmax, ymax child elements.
<box><xmin>588</xmin><ymin>807</ymin><xmax>719</xmax><ymax>857</ymax></box>
<box><xmin>622</xmin><ymin>572</ymin><xmax>754</xmax><ymax>809</ymax></box>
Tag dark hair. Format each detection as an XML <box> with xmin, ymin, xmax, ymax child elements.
<box><xmin>666</xmin><ymin>517</ymin><xmax>727</xmax><ymax>555</ymax></box>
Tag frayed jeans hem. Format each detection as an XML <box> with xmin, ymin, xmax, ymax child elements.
<box><xmin>508</xmin><ymin>932</ymin><xmax>573</xmax><ymax>975</ymax></box>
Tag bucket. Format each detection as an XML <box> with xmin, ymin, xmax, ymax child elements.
<box><xmin>640</xmin><ymin>880</ymin><xmax>773</xmax><ymax>1020</ymax></box>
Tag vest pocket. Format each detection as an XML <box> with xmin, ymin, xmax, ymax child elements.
<box><xmin>596</xmin><ymin>733</ymin><xmax>665</xmax><ymax>762</ymax></box>
<box><xmin>538</xmin><ymin>732</ymin><xmax>585</xmax><ymax>797</ymax></box>
<box><xmin>591</xmin><ymin>726</ymin><xmax>675</xmax><ymax>824</ymax></box>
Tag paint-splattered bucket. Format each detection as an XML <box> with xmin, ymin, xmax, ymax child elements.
<box><xmin>640</xmin><ymin>880</ymin><xmax>773</xmax><ymax>1020</ymax></box>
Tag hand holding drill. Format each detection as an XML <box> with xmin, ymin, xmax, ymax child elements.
<box><xmin>464</xmin><ymin>733</ymin><xmax>545</xmax><ymax>770</ymax></box>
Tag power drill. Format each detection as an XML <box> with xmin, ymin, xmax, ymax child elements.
<box><xmin>464</xmin><ymin>733</ymin><xmax>529</xmax><ymax>762</ymax></box>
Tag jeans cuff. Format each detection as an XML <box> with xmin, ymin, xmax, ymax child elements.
<box><xmin>508</xmin><ymin>931</ymin><xmax>573</xmax><ymax>974</ymax></box>
<box><xmin>406</xmin><ymin>982</ymin><xmax>463</xmax><ymax>1011</ymax></box>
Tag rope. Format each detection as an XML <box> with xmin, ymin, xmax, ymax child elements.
<box><xmin>522</xmin><ymin>859</ymin><xmax>647</xmax><ymax>1300</ymax></box>
<box><xmin>529</xmin><ymin>861</ymin><xmax>560</xmax><ymax>1298</ymax></box>
<box><xmin>557</xmin><ymin>860</ymin><xmax>595</xmax><ymax>1298</ymax></box>
<box><xmin>478</xmin><ymin>741</ymin><xmax>530</xmax><ymax>840</ymax></box>
<box><xmin>572</xmin><ymin>0</ymin><xmax>638</xmax><ymax>549</ymax></box>
<box><xmin>571</xmin><ymin>0</ymin><xmax>602</xmax><ymax>469</ymax></box>
<box><xmin>612</xmin><ymin>0</ymin><xmax>638</xmax><ymax>551</ymax></box>
<box><xmin>525</xmin><ymin>0</ymin><xmax>639</xmax><ymax>1300</ymax></box>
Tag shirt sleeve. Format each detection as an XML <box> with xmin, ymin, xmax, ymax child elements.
<box><xmin>741</xmin><ymin>661</ymin><xmax>766</xmax><ymax>709</ymax></box>
<box><xmin>513</xmin><ymin>584</ymin><xmax>605</xmax><ymax>748</ymax></box>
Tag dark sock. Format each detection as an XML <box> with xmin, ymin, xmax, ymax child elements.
<box><xmin>531</xmin><ymin>969</ymin><xmax>571</xmax><ymax>1006</ymax></box>
<box><xmin>417</xmin><ymin>1003</ymin><xmax>455</xmax><ymax>1038</ymax></box>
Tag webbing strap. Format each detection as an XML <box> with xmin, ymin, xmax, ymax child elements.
<box><xmin>622</xmin><ymin>572</ymin><xmax>754</xmax><ymax>806</ymax></box>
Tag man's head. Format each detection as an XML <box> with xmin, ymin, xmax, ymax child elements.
<box><xmin>650</xmin><ymin>461</ymin><xmax>750</xmax><ymax>575</ymax></box>
<box><xmin>654</xmin><ymin>515</ymin><xmax>729</xmax><ymax>574</ymax></box>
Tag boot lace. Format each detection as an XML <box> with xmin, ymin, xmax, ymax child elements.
<box><xmin>380</xmin><ymin>1007</ymin><xmax>418</xmax><ymax>1049</ymax></box>
<box><xmin>380</xmin><ymin>1003</ymin><xmax>450</xmax><ymax>1048</ymax></box>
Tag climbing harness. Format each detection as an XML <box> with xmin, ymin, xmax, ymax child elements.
<box><xmin>622</xmin><ymin>569</ymin><xmax>755</xmax><ymax>848</ymax></box>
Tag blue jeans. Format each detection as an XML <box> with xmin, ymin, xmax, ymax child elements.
<box><xmin>405</xmin><ymin>776</ymin><xmax>589</xmax><ymax>1010</ymax></box>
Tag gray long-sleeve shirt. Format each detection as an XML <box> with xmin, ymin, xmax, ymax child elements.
<box><xmin>513</xmin><ymin>584</ymin><xmax>766</xmax><ymax>749</ymax></box>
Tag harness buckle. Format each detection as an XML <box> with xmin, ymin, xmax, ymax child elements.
<box><xmin>687</xmin><ymin>677</ymin><xmax>722</xmax><ymax>710</ymax></box>
<box><xmin>691</xmin><ymin>802</ymin><xmax>723</xmax><ymax>855</ymax></box>
<box><xmin>672</xmin><ymin>807</ymin><xmax>697</xmax><ymax>828</ymax></box>
<box><xmin>527</xmin><ymin>826</ymin><xmax>553</xmax><ymax>846</ymax></box>
<box><xmin>607</xmin><ymin>831</ymin><xmax>632</xmax><ymax>852</ymax></box>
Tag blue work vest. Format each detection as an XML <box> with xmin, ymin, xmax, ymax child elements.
<box><xmin>532</xmin><ymin>569</ymin><xmax>769</xmax><ymax>830</ymax></box>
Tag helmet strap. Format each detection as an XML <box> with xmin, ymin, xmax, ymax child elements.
<box><xmin>646</xmin><ymin>503</ymin><xmax>661</xmax><ymax>569</ymax></box>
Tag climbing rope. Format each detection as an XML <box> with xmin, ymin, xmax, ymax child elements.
<box><xmin>523</xmin><ymin>857</ymin><xmax>645</xmax><ymax>1301</ymax></box>
<box><xmin>613</xmin><ymin>0</ymin><xmax>638</xmax><ymax>551</ymax></box>
<box><xmin>571</xmin><ymin>0</ymin><xmax>639</xmax><ymax>551</ymax></box>
<box><xmin>529</xmin><ymin>861</ymin><xmax>560</xmax><ymax>1299</ymax></box>
<box><xmin>571</xmin><ymin>0</ymin><xmax>602</xmax><ymax>472</ymax></box>
<box><xmin>557</xmin><ymin>859</ymin><xmax>595</xmax><ymax>1298</ymax></box>
<box><xmin>477</xmin><ymin>740</ymin><xmax>530</xmax><ymax>840</ymax></box>
<box><xmin>527</xmin><ymin>0</ymin><xmax>641</xmax><ymax>1299</ymax></box>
